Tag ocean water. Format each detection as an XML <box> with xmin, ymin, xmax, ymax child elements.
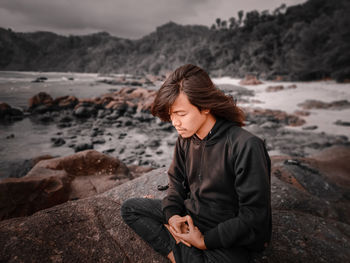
<box><xmin>0</xmin><ymin>71</ymin><xmax>153</xmax><ymax>178</ymax></box>
<box><xmin>0</xmin><ymin>71</ymin><xmax>121</xmax><ymax>108</ymax></box>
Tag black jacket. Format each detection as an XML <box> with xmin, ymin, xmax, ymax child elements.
<box><xmin>162</xmin><ymin>118</ymin><xmax>272</xmax><ymax>251</ymax></box>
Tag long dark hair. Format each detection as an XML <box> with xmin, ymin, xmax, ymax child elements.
<box><xmin>151</xmin><ymin>64</ymin><xmax>245</xmax><ymax>126</ymax></box>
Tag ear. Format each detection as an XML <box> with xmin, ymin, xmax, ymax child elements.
<box><xmin>201</xmin><ymin>109</ymin><xmax>210</xmax><ymax>114</ymax></box>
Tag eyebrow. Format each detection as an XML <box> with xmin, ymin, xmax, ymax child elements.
<box><xmin>171</xmin><ymin>110</ymin><xmax>186</xmax><ymax>114</ymax></box>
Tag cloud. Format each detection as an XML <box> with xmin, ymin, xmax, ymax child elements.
<box><xmin>0</xmin><ymin>0</ymin><xmax>213</xmax><ymax>38</ymax></box>
<box><xmin>0</xmin><ymin>0</ymin><xmax>306</xmax><ymax>38</ymax></box>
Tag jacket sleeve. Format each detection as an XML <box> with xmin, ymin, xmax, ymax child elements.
<box><xmin>162</xmin><ymin>136</ymin><xmax>189</xmax><ymax>223</ymax></box>
<box><xmin>204</xmin><ymin>136</ymin><xmax>271</xmax><ymax>250</ymax></box>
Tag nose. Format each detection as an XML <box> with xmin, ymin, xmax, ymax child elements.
<box><xmin>171</xmin><ymin>115</ymin><xmax>181</xmax><ymax>127</ymax></box>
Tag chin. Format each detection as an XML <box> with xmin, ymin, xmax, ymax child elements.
<box><xmin>179</xmin><ymin>132</ymin><xmax>194</xmax><ymax>138</ymax></box>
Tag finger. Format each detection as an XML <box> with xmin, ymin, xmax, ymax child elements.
<box><xmin>172</xmin><ymin>230</ymin><xmax>186</xmax><ymax>240</ymax></box>
<box><xmin>169</xmin><ymin>226</ymin><xmax>191</xmax><ymax>246</ymax></box>
<box><xmin>186</xmin><ymin>215</ymin><xmax>195</xmax><ymax>232</ymax></box>
<box><xmin>166</xmin><ymin>225</ymin><xmax>181</xmax><ymax>244</ymax></box>
<box><xmin>180</xmin><ymin>223</ymin><xmax>189</xmax><ymax>233</ymax></box>
<box><xmin>173</xmin><ymin>232</ymin><xmax>191</xmax><ymax>247</ymax></box>
<box><xmin>180</xmin><ymin>239</ymin><xmax>191</xmax><ymax>247</ymax></box>
<box><xmin>169</xmin><ymin>225</ymin><xmax>178</xmax><ymax>235</ymax></box>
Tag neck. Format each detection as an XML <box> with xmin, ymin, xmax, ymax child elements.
<box><xmin>196</xmin><ymin>114</ymin><xmax>216</xmax><ymax>140</ymax></box>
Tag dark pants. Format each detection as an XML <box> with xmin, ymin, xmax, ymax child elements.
<box><xmin>121</xmin><ymin>198</ymin><xmax>249</xmax><ymax>263</ymax></box>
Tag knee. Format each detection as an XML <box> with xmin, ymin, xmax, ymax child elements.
<box><xmin>120</xmin><ymin>197</ymin><xmax>141</xmax><ymax>222</ymax></box>
<box><xmin>121</xmin><ymin>198</ymin><xmax>134</xmax><ymax>217</ymax></box>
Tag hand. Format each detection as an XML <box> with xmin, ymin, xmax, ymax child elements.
<box><xmin>168</xmin><ymin>215</ymin><xmax>188</xmax><ymax>234</ymax></box>
<box><xmin>171</xmin><ymin>215</ymin><xmax>207</xmax><ymax>250</ymax></box>
<box><xmin>166</xmin><ymin>215</ymin><xmax>191</xmax><ymax>247</ymax></box>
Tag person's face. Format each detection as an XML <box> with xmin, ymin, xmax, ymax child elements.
<box><xmin>169</xmin><ymin>92</ymin><xmax>209</xmax><ymax>138</ymax></box>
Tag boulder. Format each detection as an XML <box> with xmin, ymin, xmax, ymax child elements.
<box><xmin>266</xmin><ymin>85</ymin><xmax>284</xmax><ymax>92</ymax></box>
<box><xmin>8</xmin><ymin>155</ymin><xmax>54</xmax><ymax>178</ymax></box>
<box><xmin>53</xmin><ymin>95</ymin><xmax>79</xmax><ymax>109</ymax></box>
<box><xmin>0</xmin><ymin>102</ymin><xmax>24</xmax><ymax>121</ymax></box>
<box><xmin>298</xmin><ymin>99</ymin><xmax>350</xmax><ymax>110</ymax></box>
<box><xmin>239</xmin><ymin>75</ymin><xmax>263</xmax><ymax>85</ymax></box>
<box><xmin>245</xmin><ymin>107</ymin><xmax>306</xmax><ymax>126</ymax></box>
<box><xmin>74</xmin><ymin>142</ymin><xmax>94</xmax><ymax>152</ymax></box>
<box><xmin>28</xmin><ymin>92</ymin><xmax>53</xmax><ymax>111</ymax></box>
<box><xmin>0</xmin><ymin>150</ymin><xmax>133</xmax><ymax>221</ymax></box>
<box><xmin>334</xmin><ymin>120</ymin><xmax>350</xmax><ymax>126</ymax></box>
<box><xmin>73</xmin><ymin>106</ymin><xmax>95</xmax><ymax>118</ymax></box>
<box><xmin>0</xmin><ymin>102</ymin><xmax>11</xmax><ymax>118</ymax></box>
<box><xmin>0</xmin><ymin>169</ymin><xmax>71</xmax><ymax>221</ymax></box>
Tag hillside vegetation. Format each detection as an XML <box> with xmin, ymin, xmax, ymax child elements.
<box><xmin>0</xmin><ymin>0</ymin><xmax>349</xmax><ymax>81</ymax></box>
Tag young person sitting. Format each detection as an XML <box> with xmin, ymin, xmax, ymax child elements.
<box><xmin>121</xmin><ymin>64</ymin><xmax>271</xmax><ymax>263</ymax></box>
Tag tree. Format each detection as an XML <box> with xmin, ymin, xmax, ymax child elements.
<box><xmin>216</xmin><ymin>18</ymin><xmax>221</xmax><ymax>29</ymax></box>
<box><xmin>229</xmin><ymin>17</ymin><xmax>237</xmax><ymax>30</ymax></box>
<box><xmin>243</xmin><ymin>10</ymin><xmax>260</xmax><ymax>31</ymax></box>
<box><xmin>221</xmin><ymin>20</ymin><xmax>227</xmax><ymax>29</ymax></box>
<box><xmin>238</xmin><ymin>10</ymin><xmax>244</xmax><ymax>26</ymax></box>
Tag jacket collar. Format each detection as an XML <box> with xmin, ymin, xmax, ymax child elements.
<box><xmin>191</xmin><ymin>117</ymin><xmax>238</xmax><ymax>145</ymax></box>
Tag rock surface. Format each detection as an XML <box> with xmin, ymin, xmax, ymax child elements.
<box><xmin>298</xmin><ymin>99</ymin><xmax>350</xmax><ymax>110</ymax></box>
<box><xmin>0</xmin><ymin>102</ymin><xmax>24</xmax><ymax>121</ymax></box>
<box><xmin>0</xmin><ymin>150</ymin><xmax>134</xmax><ymax>221</ymax></box>
<box><xmin>239</xmin><ymin>75</ymin><xmax>263</xmax><ymax>85</ymax></box>
<box><xmin>1</xmin><ymin>146</ymin><xmax>350</xmax><ymax>262</ymax></box>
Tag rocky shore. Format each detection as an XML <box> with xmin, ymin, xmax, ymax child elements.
<box><xmin>1</xmin><ymin>78</ymin><xmax>350</xmax><ymax>262</ymax></box>
<box><xmin>1</xmin><ymin>145</ymin><xmax>350</xmax><ymax>262</ymax></box>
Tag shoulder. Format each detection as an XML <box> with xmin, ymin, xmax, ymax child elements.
<box><xmin>226</xmin><ymin>126</ymin><xmax>266</xmax><ymax>151</ymax></box>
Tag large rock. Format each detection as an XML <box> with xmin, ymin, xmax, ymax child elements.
<box><xmin>239</xmin><ymin>75</ymin><xmax>263</xmax><ymax>85</ymax></box>
<box><xmin>0</xmin><ymin>150</ymin><xmax>132</xmax><ymax>221</ymax></box>
<box><xmin>0</xmin><ymin>197</ymin><xmax>167</xmax><ymax>263</ymax></box>
<box><xmin>0</xmin><ymin>147</ymin><xmax>350</xmax><ymax>262</ymax></box>
<box><xmin>0</xmin><ymin>102</ymin><xmax>24</xmax><ymax>121</ymax></box>
<box><xmin>28</xmin><ymin>92</ymin><xmax>54</xmax><ymax>111</ymax></box>
<box><xmin>298</xmin><ymin>99</ymin><xmax>350</xmax><ymax>110</ymax></box>
<box><xmin>53</xmin><ymin>95</ymin><xmax>79</xmax><ymax>109</ymax></box>
<box><xmin>245</xmin><ymin>107</ymin><xmax>306</xmax><ymax>126</ymax></box>
<box><xmin>0</xmin><ymin>169</ymin><xmax>71</xmax><ymax>220</ymax></box>
<box><xmin>27</xmin><ymin>150</ymin><xmax>131</xmax><ymax>200</ymax></box>
<box><xmin>0</xmin><ymin>168</ymin><xmax>169</xmax><ymax>263</ymax></box>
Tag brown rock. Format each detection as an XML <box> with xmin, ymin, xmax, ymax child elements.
<box><xmin>0</xmin><ymin>197</ymin><xmax>168</xmax><ymax>263</ymax></box>
<box><xmin>245</xmin><ymin>107</ymin><xmax>306</xmax><ymax>126</ymax></box>
<box><xmin>266</xmin><ymin>85</ymin><xmax>284</xmax><ymax>92</ymax></box>
<box><xmin>298</xmin><ymin>99</ymin><xmax>350</xmax><ymax>110</ymax></box>
<box><xmin>101</xmin><ymin>87</ymin><xmax>156</xmax><ymax>113</ymax></box>
<box><xmin>270</xmin><ymin>147</ymin><xmax>350</xmax><ymax>225</ymax></box>
<box><xmin>0</xmin><ymin>102</ymin><xmax>23</xmax><ymax>120</ymax></box>
<box><xmin>0</xmin><ymin>102</ymin><xmax>11</xmax><ymax>118</ymax></box>
<box><xmin>309</xmin><ymin>145</ymin><xmax>350</xmax><ymax>188</ymax></box>
<box><xmin>0</xmin><ymin>150</ymin><xmax>133</xmax><ymax>221</ymax></box>
<box><xmin>53</xmin><ymin>95</ymin><xmax>79</xmax><ymax>109</ymax></box>
<box><xmin>28</xmin><ymin>92</ymin><xmax>53</xmax><ymax>110</ymax></box>
<box><xmin>239</xmin><ymin>75</ymin><xmax>263</xmax><ymax>85</ymax></box>
<box><xmin>0</xmin><ymin>169</ymin><xmax>71</xmax><ymax>220</ymax></box>
<box><xmin>27</xmin><ymin>150</ymin><xmax>129</xmax><ymax>177</ymax></box>
<box><xmin>287</xmin><ymin>84</ymin><xmax>297</xmax><ymax>89</ymax></box>
<box><xmin>105</xmin><ymin>100</ymin><xmax>126</xmax><ymax>110</ymax></box>
<box><xmin>27</xmin><ymin>150</ymin><xmax>131</xmax><ymax>200</ymax></box>
<box><xmin>293</xmin><ymin>110</ymin><xmax>310</xmax><ymax>116</ymax></box>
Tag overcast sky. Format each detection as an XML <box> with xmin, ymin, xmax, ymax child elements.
<box><xmin>0</xmin><ymin>0</ymin><xmax>307</xmax><ymax>39</ymax></box>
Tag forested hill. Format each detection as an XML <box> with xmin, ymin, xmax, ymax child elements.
<box><xmin>0</xmin><ymin>0</ymin><xmax>349</xmax><ymax>82</ymax></box>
